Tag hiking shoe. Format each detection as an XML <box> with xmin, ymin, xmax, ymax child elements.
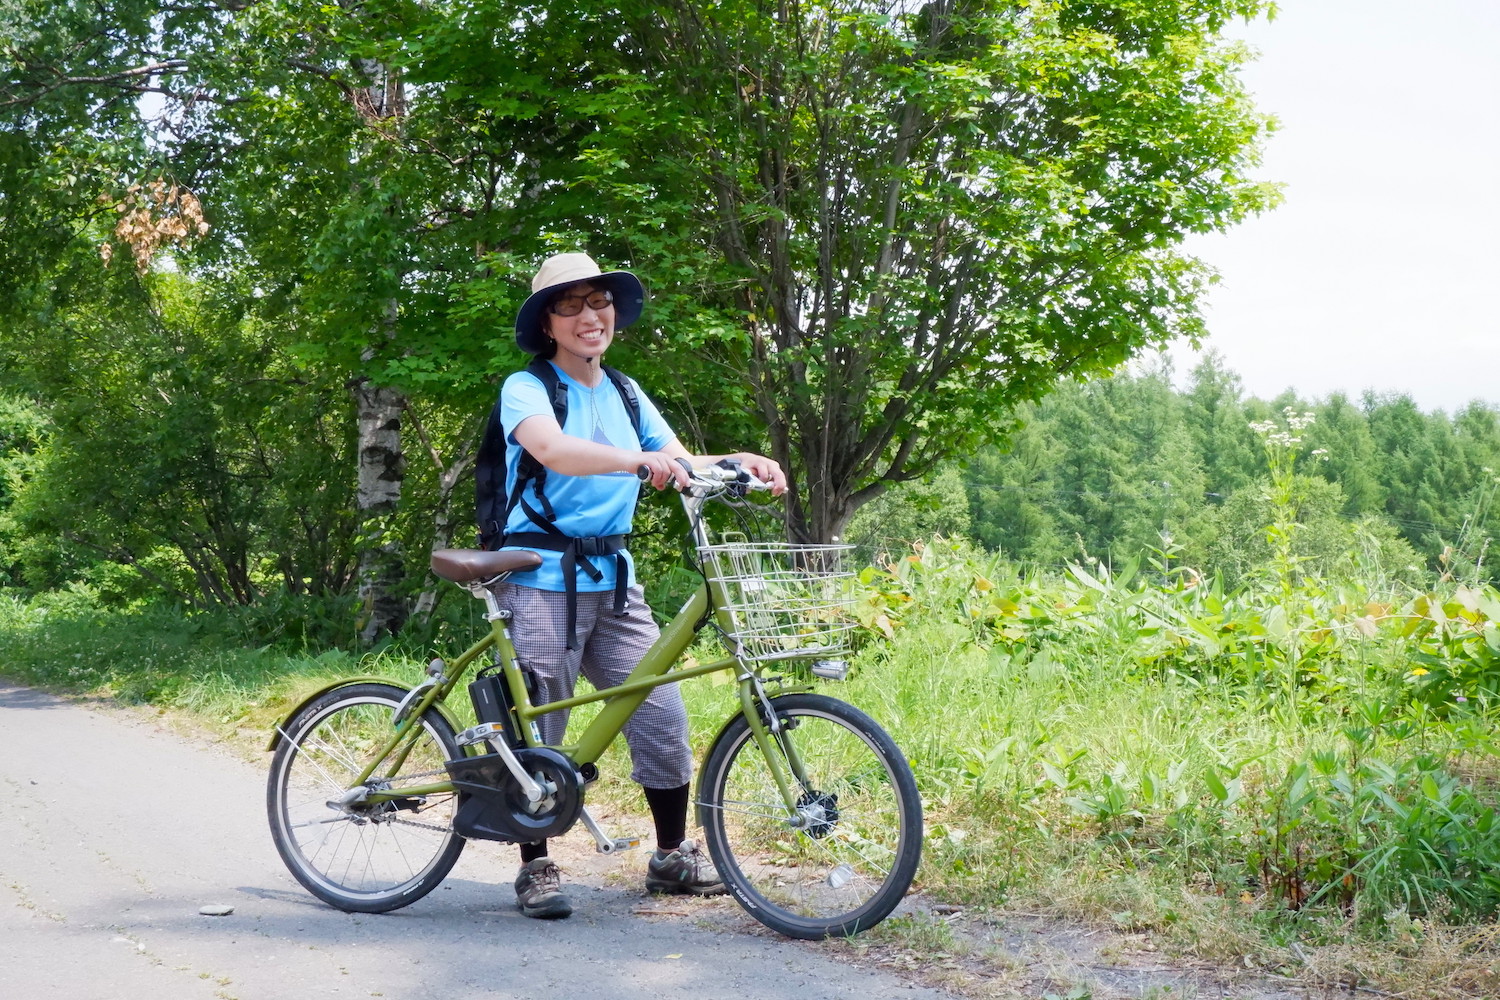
<box><xmin>645</xmin><ymin>839</ymin><xmax>727</xmax><ymax>896</ymax></box>
<box><xmin>514</xmin><ymin>857</ymin><xmax>573</xmax><ymax>919</ymax></box>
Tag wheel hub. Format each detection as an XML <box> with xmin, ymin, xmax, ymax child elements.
<box><xmin>795</xmin><ymin>790</ymin><xmax>839</xmax><ymax>838</ymax></box>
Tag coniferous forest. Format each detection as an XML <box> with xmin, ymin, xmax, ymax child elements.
<box><xmin>851</xmin><ymin>353</ymin><xmax>1500</xmax><ymax>591</ymax></box>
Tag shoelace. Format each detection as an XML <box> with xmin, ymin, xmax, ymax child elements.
<box><xmin>664</xmin><ymin>843</ymin><xmax>714</xmax><ymax>879</ymax></box>
<box><xmin>528</xmin><ymin>863</ymin><xmax>561</xmax><ymax>892</ymax></box>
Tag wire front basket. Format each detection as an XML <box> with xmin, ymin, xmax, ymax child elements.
<box><xmin>697</xmin><ymin>539</ymin><xmax>857</xmax><ymax>662</ymax></box>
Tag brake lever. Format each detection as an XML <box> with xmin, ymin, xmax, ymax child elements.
<box><xmin>713</xmin><ymin>457</ymin><xmax>751</xmax><ymax>498</ymax></box>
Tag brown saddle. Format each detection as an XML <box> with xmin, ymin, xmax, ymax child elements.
<box><xmin>429</xmin><ymin>548</ymin><xmax>543</xmax><ymax>584</ymax></box>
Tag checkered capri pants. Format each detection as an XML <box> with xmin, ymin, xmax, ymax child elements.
<box><xmin>492</xmin><ymin>581</ymin><xmax>693</xmax><ymax>789</ymax></box>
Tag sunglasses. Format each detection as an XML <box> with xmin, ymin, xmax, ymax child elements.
<box><xmin>548</xmin><ymin>288</ymin><xmax>614</xmax><ymax>317</ymax></box>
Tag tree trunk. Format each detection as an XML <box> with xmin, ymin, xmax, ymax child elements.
<box><xmin>785</xmin><ymin>479</ymin><xmax>859</xmax><ymax>546</ymax></box>
<box><xmin>351</xmin><ymin>376</ymin><xmax>408</xmax><ymax>641</ymax></box>
<box><xmin>349</xmin><ymin>57</ymin><xmax>409</xmax><ymax>642</ymax></box>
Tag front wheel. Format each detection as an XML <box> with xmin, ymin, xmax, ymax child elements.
<box><xmin>697</xmin><ymin>693</ymin><xmax>922</xmax><ymax>939</ymax></box>
<box><xmin>267</xmin><ymin>683</ymin><xmax>465</xmax><ymax>913</ymax></box>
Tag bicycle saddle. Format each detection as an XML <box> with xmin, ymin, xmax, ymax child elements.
<box><xmin>429</xmin><ymin>548</ymin><xmax>543</xmax><ymax>583</ymax></box>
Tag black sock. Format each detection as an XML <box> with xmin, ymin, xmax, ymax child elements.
<box><xmin>642</xmin><ymin>783</ymin><xmax>690</xmax><ymax>852</ymax></box>
<box><xmin>519</xmin><ymin>840</ymin><xmax>548</xmax><ymax>864</ymax></box>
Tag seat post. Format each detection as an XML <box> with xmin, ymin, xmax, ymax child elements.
<box><xmin>465</xmin><ymin>580</ymin><xmax>509</xmax><ymax>622</ymax></box>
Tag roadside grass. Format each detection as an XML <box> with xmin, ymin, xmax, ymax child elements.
<box><xmin>5</xmin><ymin>543</ymin><xmax>1500</xmax><ymax>999</ymax></box>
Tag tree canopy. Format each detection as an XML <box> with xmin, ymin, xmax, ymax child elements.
<box><xmin>958</xmin><ymin>356</ymin><xmax>1498</xmax><ymax>587</ymax></box>
<box><xmin>2</xmin><ymin>0</ymin><xmax>1279</xmax><ymax>618</ymax></box>
<box><xmin>407</xmin><ymin>0</ymin><xmax>1279</xmax><ymax>538</ymax></box>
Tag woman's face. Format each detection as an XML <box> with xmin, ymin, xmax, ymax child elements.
<box><xmin>544</xmin><ymin>282</ymin><xmax>615</xmax><ymax>363</ymax></box>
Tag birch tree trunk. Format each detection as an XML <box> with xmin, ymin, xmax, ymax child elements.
<box><xmin>351</xmin><ymin>59</ymin><xmax>410</xmax><ymax>641</ymax></box>
<box><xmin>352</xmin><ymin>373</ymin><xmax>408</xmax><ymax>640</ymax></box>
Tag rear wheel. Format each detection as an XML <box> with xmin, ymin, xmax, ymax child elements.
<box><xmin>267</xmin><ymin>683</ymin><xmax>465</xmax><ymax>913</ymax></box>
<box><xmin>697</xmin><ymin>693</ymin><xmax>922</xmax><ymax>939</ymax></box>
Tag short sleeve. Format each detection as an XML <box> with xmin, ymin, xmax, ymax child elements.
<box><xmin>499</xmin><ymin>371</ymin><xmax>553</xmax><ymax>443</ymax></box>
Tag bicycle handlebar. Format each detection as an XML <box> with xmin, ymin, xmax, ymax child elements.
<box><xmin>635</xmin><ymin>459</ymin><xmax>770</xmax><ymax>493</ymax></box>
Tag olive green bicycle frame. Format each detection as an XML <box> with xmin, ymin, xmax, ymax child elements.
<box><xmin>348</xmin><ymin>572</ymin><xmax>814</xmax><ymax>818</ymax></box>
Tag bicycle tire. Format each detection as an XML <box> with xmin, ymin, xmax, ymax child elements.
<box><xmin>697</xmin><ymin>692</ymin><xmax>922</xmax><ymax>939</ymax></box>
<box><xmin>267</xmin><ymin>682</ymin><xmax>465</xmax><ymax>913</ymax></box>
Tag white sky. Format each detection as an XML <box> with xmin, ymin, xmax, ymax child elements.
<box><xmin>1169</xmin><ymin>0</ymin><xmax>1500</xmax><ymax>414</ymax></box>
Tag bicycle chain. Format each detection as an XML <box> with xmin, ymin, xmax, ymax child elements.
<box><xmin>381</xmin><ymin>813</ymin><xmax>455</xmax><ymax>834</ymax></box>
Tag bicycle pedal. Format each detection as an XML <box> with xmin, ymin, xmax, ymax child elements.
<box><xmin>455</xmin><ymin>722</ymin><xmax>508</xmax><ymax>747</ymax></box>
<box><xmin>603</xmin><ymin>836</ymin><xmax>641</xmax><ymax>854</ymax></box>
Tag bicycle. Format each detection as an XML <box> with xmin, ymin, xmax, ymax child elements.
<box><xmin>266</xmin><ymin>464</ymin><xmax>922</xmax><ymax>939</ymax></box>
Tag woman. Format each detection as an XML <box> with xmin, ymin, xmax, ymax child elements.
<box><xmin>494</xmin><ymin>252</ymin><xmax>786</xmax><ymax>919</ymax></box>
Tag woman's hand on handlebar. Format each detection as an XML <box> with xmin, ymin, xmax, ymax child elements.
<box><xmin>636</xmin><ymin>448</ymin><xmax>786</xmax><ymax>496</ymax></box>
<box><xmin>634</xmin><ymin>451</ymin><xmax>691</xmax><ymax>492</ymax></box>
<box><xmin>724</xmin><ymin>452</ymin><xmax>787</xmax><ymax>496</ymax></box>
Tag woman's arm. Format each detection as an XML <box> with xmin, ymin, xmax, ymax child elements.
<box><xmin>514</xmin><ymin>415</ymin><xmax>786</xmax><ymax>496</ymax></box>
<box><xmin>512</xmin><ymin>414</ymin><xmax>689</xmax><ymax>491</ymax></box>
<box><xmin>658</xmin><ymin>440</ymin><xmax>787</xmax><ymax>496</ymax></box>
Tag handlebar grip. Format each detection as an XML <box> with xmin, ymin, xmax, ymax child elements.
<box><xmin>636</xmin><ymin>465</ymin><xmax>651</xmax><ymax>481</ymax></box>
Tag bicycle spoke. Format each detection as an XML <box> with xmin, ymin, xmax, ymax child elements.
<box><xmin>696</xmin><ymin>796</ymin><xmax>795</xmax><ymax>823</ymax></box>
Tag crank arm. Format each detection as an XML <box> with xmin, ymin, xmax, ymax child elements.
<box><xmin>579</xmin><ymin>806</ymin><xmax>641</xmax><ymax>854</ymax></box>
<box><xmin>455</xmin><ymin>723</ymin><xmax>545</xmax><ymax>802</ymax></box>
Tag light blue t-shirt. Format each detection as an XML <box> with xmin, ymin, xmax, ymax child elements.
<box><xmin>498</xmin><ymin>363</ymin><xmax>676</xmax><ymax>592</ymax></box>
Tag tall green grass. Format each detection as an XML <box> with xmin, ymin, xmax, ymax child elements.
<box><xmin>0</xmin><ymin>587</ymin><xmax>372</xmax><ymax>732</ymax></box>
<box><xmin>825</xmin><ymin>535</ymin><xmax>1500</xmax><ymax>940</ymax></box>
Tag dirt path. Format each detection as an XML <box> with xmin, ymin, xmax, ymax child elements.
<box><xmin>0</xmin><ymin>682</ymin><xmax>1308</xmax><ymax>999</ymax></box>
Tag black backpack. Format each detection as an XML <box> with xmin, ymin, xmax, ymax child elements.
<box><xmin>474</xmin><ymin>357</ymin><xmax>644</xmax><ymax>551</ymax></box>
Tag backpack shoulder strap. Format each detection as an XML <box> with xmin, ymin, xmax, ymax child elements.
<box><xmin>528</xmin><ymin>357</ymin><xmax>569</xmax><ymax>422</ymax></box>
<box><xmin>481</xmin><ymin>362</ymin><xmax>647</xmax><ymax>550</ymax></box>
<box><xmin>504</xmin><ymin>358</ymin><xmax>570</xmax><ymax>535</ymax></box>
<box><xmin>476</xmin><ymin>361</ymin><xmax>573</xmax><ymax>550</ymax></box>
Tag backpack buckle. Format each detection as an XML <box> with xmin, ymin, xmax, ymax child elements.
<box><xmin>574</xmin><ymin>536</ymin><xmax>622</xmax><ymax>557</ymax></box>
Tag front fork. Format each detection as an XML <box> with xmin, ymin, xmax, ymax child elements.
<box><xmin>737</xmin><ymin>673</ymin><xmax>816</xmax><ymax>822</ymax></box>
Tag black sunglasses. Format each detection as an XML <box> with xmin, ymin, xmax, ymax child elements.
<box><xmin>549</xmin><ymin>288</ymin><xmax>614</xmax><ymax>317</ymax></box>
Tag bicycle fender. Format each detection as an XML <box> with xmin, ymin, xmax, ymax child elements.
<box><xmin>265</xmin><ymin>676</ymin><xmax>465</xmax><ymax>752</ymax></box>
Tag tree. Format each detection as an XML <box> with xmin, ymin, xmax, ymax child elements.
<box><xmin>962</xmin><ymin>363</ymin><xmax>1207</xmax><ymax>567</ymax></box>
<box><xmin>964</xmin><ymin>405</ymin><xmax>1070</xmax><ymax>563</ymax></box>
<box><xmin>2</xmin><ymin>0</ymin><xmax>501</xmax><ymax>631</ymax></box>
<box><xmin>5</xmin><ymin>266</ymin><xmax>358</xmax><ymax>607</ymax></box>
<box><xmin>555</xmin><ymin>0</ymin><xmax>1278</xmax><ymax>540</ymax></box>
<box><xmin>1449</xmin><ymin>403</ymin><xmax>1500</xmax><ymax>581</ymax></box>
<box><xmin>1181</xmin><ymin>350</ymin><xmax>1259</xmax><ymax>503</ymax></box>
<box><xmin>1307</xmin><ymin>392</ymin><xmax>1383</xmax><ymax>516</ymax></box>
<box><xmin>1365</xmin><ymin>393</ymin><xmax>1462</xmax><ymax>562</ymax></box>
<box><xmin>4</xmin><ymin>0</ymin><xmax>1278</xmax><ymax>619</ymax></box>
<box><xmin>0</xmin><ymin>391</ymin><xmax>45</xmax><ymax>587</ymax></box>
<box><xmin>845</xmin><ymin>464</ymin><xmax>972</xmax><ymax>557</ymax></box>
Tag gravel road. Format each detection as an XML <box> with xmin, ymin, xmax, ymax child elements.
<box><xmin>0</xmin><ymin>681</ymin><xmax>947</xmax><ymax>1000</ymax></box>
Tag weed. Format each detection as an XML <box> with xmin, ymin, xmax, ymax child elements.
<box><xmin>863</xmin><ymin>911</ymin><xmax>962</xmax><ymax>954</ymax></box>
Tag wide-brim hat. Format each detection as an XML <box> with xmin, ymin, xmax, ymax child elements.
<box><xmin>514</xmin><ymin>252</ymin><xmax>646</xmax><ymax>355</ymax></box>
